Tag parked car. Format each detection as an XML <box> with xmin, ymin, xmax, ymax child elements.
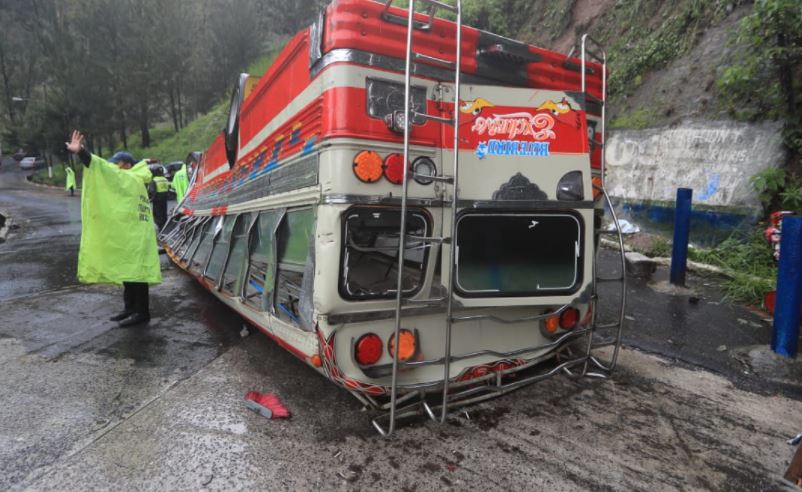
<box><xmin>19</xmin><ymin>156</ymin><xmax>46</xmax><ymax>170</ymax></box>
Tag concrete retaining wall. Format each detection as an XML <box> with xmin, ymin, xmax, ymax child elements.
<box><xmin>605</xmin><ymin>120</ymin><xmax>785</xmax><ymax>210</ymax></box>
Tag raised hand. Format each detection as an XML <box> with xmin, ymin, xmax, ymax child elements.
<box><xmin>65</xmin><ymin>130</ymin><xmax>84</xmax><ymax>154</ymax></box>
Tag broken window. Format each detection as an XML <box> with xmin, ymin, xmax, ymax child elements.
<box><xmin>221</xmin><ymin>212</ymin><xmax>256</xmax><ymax>296</ymax></box>
<box><xmin>274</xmin><ymin>208</ymin><xmax>315</xmax><ymax>327</ymax></box>
<box><xmin>243</xmin><ymin>209</ymin><xmax>284</xmax><ymax>311</ymax></box>
<box><xmin>339</xmin><ymin>206</ymin><xmax>430</xmax><ymax>300</ymax></box>
<box><xmin>172</xmin><ymin>216</ymin><xmax>199</xmax><ymax>257</ymax></box>
<box><xmin>181</xmin><ymin>217</ymin><xmax>210</xmax><ymax>263</ymax></box>
<box><xmin>454</xmin><ymin>212</ymin><xmax>583</xmax><ymax>297</ymax></box>
<box><xmin>191</xmin><ymin>215</ymin><xmax>222</xmax><ymax>273</ymax></box>
<box><xmin>205</xmin><ymin>215</ymin><xmax>237</xmax><ymax>283</ymax></box>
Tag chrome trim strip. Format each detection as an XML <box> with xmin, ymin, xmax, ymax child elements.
<box><xmin>321</xmin><ymin>193</ymin><xmax>595</xmax><ymax>209</ymax></box>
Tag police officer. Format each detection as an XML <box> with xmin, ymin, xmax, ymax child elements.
<box><xmin>65</xmin><ymin>165</ymin><xmax>76</xmax><ymax>196</ymax></box>
<box><xmin>149</xmin><ymin>166</ymin><xmax>169</xmax><ymax>231</ymax></box>
<box><xmin>171</xmin><ymin>163</ymin><xmax>189</xmax><ymax>202</ymax></box>
<box><xmin>65</xmin><ymin>130</ymin><xmax>161</xmax><ymax>327</ymax></box>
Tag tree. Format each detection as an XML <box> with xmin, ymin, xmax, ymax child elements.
<box><xmin>719</xmin><ymin>0</ymin><xmax>802</xmax><ymax>159</ymax></box>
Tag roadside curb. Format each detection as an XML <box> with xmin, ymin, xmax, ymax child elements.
<box><xmin>24</xmin><ymin>176</ymin><xmax>80</xmax><ymax>192</ymax></box>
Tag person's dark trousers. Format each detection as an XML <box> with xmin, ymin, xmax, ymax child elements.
<box><xmin>69</xmin><ymin>186</ymin><xmax>74</xmax><ymax>196</ymax></box>
<box><xmin>153</xmin><ymin>194</ymin><xmax>167</xmax><ymax>231</ymax></box>
<box><xmin>123</xmin><ymin>282</ymin><xmax>150</xmax><ymax>316</ymax></box>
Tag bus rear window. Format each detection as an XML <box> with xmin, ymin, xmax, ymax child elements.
<box><xmin>340</xmin><ymin>207</ymin><xmax>430</xmax><ymax>300</ymax></box>
<box><xmin>455</xmin><ymin>212</ymin><xmax>582</xmax><ymax>297</ymax></box>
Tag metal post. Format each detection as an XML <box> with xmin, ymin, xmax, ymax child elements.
<box><xmin>669</xmin><ymin>188</ymin><xmax>692</xmax><ymax>286</ymax></box>
<box><xmin>772</xmin><ymin>215</ymin><xmax>802</xmax><ymax>358</ymax></box>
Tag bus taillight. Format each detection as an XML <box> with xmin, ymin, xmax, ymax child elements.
<box><xmin>388</xmin><ymin>329</ymin><xmax>417</xmax><ymax>361</ymax></box>
<box><xmin>383</xmin><ymin>153</ymin><xmax>406</xmax><ymax>185</ymax></box>
<box><xmin>353</xmin><ymin>151</ymin><xmax>383</xmax><ymax>183</ymax></box>
<box><xmin>355</xmin><ymin>333</ymin><xmax>383</xmax><ymax>365</ymax></box>
<box><xmin>560</xmin><ymin>308</ymin><xmax>580</xmax><ymax>330</ymax></box>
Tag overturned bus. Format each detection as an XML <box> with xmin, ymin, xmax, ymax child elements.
<box><xmin>161</xmin><ymin>0</ymin><xmax>626</xmax><ymax>435</ymax></box>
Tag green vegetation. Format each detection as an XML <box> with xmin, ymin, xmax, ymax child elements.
<box><xmin>750</xmin><ymin>168</ymin><xmax>802</xmax><ymax>212</ymax></box>
<box><xmin>609</xmin><ymin>108</ymin><xmax>656</xmax><ymax>130</ymax></box>
<box><xmin>125</xmin><ymin>101</ymin><xmax>227</xmax><ymax>163</ymax></box>
<box><xmin>689</xmin><ymin>232</ymin><xmax>776</xmax><ymax>304</ymax></box>
<box><xmin>718</xmin><ymin>0</ymin><xmax>802</xmax><ymax>157</ymax></box>
<box><xmin>29</xmin><ymin>164</ymin><xmax>82</xmax><ymax>188</ymax></box>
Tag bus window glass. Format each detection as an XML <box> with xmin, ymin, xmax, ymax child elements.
<box><xmin>182</xmin><ymin>217</ymin><xmax>208</xmax><ymax>263</ymax></box>
<box><xmin>275</xmin><ymin>208</ymin><xmax>315</xmax><ymax>326</ymax></box>
<box><xmin>205</xmin><ymin>215</ymin><xmax>237</xmax><ymax>282</ymax></box>
<box><xmin>243</xmin><ymin>209</ymin><xmax>284</xmax><ymax>310</ymax></box>
<box><xmin>221</xmin><ymin>212</ymin><xmax>255</xmax><ymax>296</ymax></box>
<box><xmin>455</xmin><ymin>213</ymin><xmax>582</xmax><ymax>296</ymax></box>
<box><xmin>173</xmin><ymin>217</ymin><xmax>198</xmax><ymax>257</ymax></box>
<box><xmin>340</xmin><ymin>207</ymin><xmax>429</xmax><ymax>300</ymax></box>
<box><xmin>191</xmin><ymin>216</ymin><xmax>221</xmax><ymax>273</ymax></box>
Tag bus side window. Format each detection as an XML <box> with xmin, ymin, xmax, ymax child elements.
<box><xmin>274</xmin><ymin>208</ymin><xmax>315</xmax><ymax>330</ymax></box>
<box><xmin>190</xmin><ymin>216</ymin><xmax>221</xmax><ymax>273</ymax></box>
<box><xmin>243</xmin><ymin>209</ymin><xmax>284</xmax><ymax>311</ymax></box>
<box><xmin>205</xmin><ymin>214</ymin><xmax>237</xmax><ymax>282</ymax></box>
<box><xmin>172</xmin><ymin>216</ymin><xmax>198</xmax><ymax>257</ymax></box>
<box><xmin>221</xmin><ymin>212</ymin><xmax>256</xmax><ymax>296</ymax></box>
<box><xmin>182</xmin><ymin>217</ymin><xmax>210</xmax><ymax>263</ymax></box>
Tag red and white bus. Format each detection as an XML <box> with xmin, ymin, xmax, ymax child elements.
<box><xmin>162</xmin><ymin>0</ymin><xmax>626</xmax><ymax>435</ymax></box>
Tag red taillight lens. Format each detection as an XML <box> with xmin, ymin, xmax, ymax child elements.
<box><xmin>353</xmin><ymin>150</ymin><xmax>383</xmax><ymax>183</ymax></box>
<box><xmin>355</xmin><ymin>333</ymin><xmax>383</xmax><ymax>365</ymax></box>
<box><xmin>560</xmin><ymin>308</ymin><xmax>579</xmax><ymax>329</ymax></box>
<box><xmin>383</xmin><ymin>153</ymin><xmax>406</xmax><ymax>185</ymax></box>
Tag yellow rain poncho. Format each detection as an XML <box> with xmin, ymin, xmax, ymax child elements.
<box><xmin>77</xmin><ymin>154</ymin><xmax>162</xmax><ymax>285</ymax></box>
<box><xmin>65</xmin><ymin>166</ymin><xmax>76</xmax><ymax>190</ymax></box>
<box><xmin>171</xmin><ymin>163</ymin><xmax>189</xmax><ymax>202</ymax></box>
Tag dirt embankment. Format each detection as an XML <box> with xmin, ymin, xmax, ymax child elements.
<box><xmin>512</xmin><ymin>0</ymin><xmax>752</xmax><ymax>126</ymax></box>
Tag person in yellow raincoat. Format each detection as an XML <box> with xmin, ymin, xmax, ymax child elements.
<box><xmin>171</xmin><ymin>163</ymin><xmax>189</xmax><ymax>202</ymax></box>
<box><xmin>65</xmin><ymin>165</ymin><xmax>76</xmax><ymax>196</ymax></box>
<box><xmin>65</xmin><ymin>130</ymin><xmax>161</xmax><ymax>327</ymax></box>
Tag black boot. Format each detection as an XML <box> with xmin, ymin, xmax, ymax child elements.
<box><xmin>110</xmin><ymin>310</ymin><xmax>134</xmax><ymax>321</ymax></box>
<box><xmin>119</xmin><ymin>312</ymin><xmax>150</xmax><ymax>327</ymax></box>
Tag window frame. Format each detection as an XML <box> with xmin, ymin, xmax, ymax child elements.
<box><xmin>338</xmin><ymin>205</ymin><xmax>432</xmax><ymax>301</ymax></box>
<box><xmin>453</xmin><ymin>210</ymin><xmax>584</xmax><ymax>298</ymax></box>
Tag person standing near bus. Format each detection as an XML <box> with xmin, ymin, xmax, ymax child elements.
<box><xmin>65</xmin><ymin>130</ymin><xmax>161</xmax><ymax>327</ymax></box>
<box><xmin>65</xmin><ymin>165</ymin><xmax>76</xmax><ymax>196</ymax></box>
<box><xmin>171</xmin><ymin>163</ymin><xmax>189</xmax><ymax>202</ymax></box>
<box><xmin>149</xmin><ymin>166</ymin><xmax>169</xmax><ymax>231</ymax></box>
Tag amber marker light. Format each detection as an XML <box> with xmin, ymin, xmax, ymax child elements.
<box><xmin>592</xmin><ymin>176</ymin><xmax>603</xmax><ymax>200</ymax></box>
<box><xmin>388</xmin><ymin>329</ymin><xmax>417</xmax><ymax>361</ymax></box>
<box><xmin>383</xmin><ymin>153</ymin><xmax>406</xmax><ymax>185</ymax></box>
<box><xmin>353</xmin><ymin>150</ymin><xmax>384</xmax><ymax>183</ymax></box>
<box><xmin>310</xmin><ymin>354</ymin><xmax>322</xmax><ymax>368</ymax></box>
<box><xmin>544</xmin><ymin>314</ymin><xmax>560</xmax><ymax>335</ymax></box>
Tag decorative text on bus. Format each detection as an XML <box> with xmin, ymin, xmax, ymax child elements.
<box><xmin>471</xmin><ymin>112</ymin><xmax>556</xmax><ymax>159</ymax></box>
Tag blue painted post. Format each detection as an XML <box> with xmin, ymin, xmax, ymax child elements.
<box><xmin>772</xmin><ymin>215</ymin><xmax>802</xmax><ymax>358</ymax></box>
<box><xmin>670</xmin><ymin>188</ymin><xmax>693</xmax><ymax>286</ymax></box>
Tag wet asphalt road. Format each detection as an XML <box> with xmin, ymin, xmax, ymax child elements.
<box><xmin>1</xmin><ymin>157</ymin><xmax>800</xmax><ymax>490</ymax></box>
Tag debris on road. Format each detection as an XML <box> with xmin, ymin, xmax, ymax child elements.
<box><xmin>240</xmin><ymin>324</ymin><xmax>250</xmax><ymax>338</ymax></box>
<box><xmin>717</xmin><ymin>345</ymin><xmax>727</xmax><ymax>352</ymax></box>
<box><xmin>244</xmin><ymin>391</ymin><xmax>290</xmax><ymax>420</ymax></box>
<box><xmin>788</xmin><ymin>430</ymin><xmax>802</xmax><ymax>446</ymax></box>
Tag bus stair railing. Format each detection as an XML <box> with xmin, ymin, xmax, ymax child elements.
<box><xmin>373</xmin><ymin>0</ymin><xmax>462</xmax><ymax>438</ymax></box>
<box><xmin>574</xmin><ymin>33</ymin><xmax>627</xmax><ymax>380</ymax></box>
